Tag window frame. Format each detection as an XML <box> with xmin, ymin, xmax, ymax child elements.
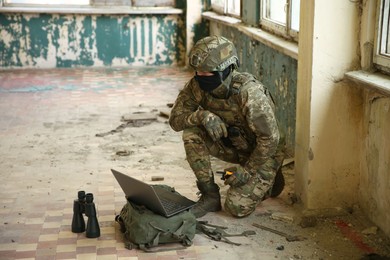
<box><xmin>1</xmin><ymin>0</ymin><xmax>175</xmax><ymax>7</ymax></box>
<box><xmin>259</xmin><ymin>0</ymin><xmax>299</xmax><ymax>42</ymax></box>
<box><xmin>374</xmin><ymin>0</ymin><xmax>390</xmax><ymax>73</ymax></box>
<box><xmin>3</xmin><ymin>0</ymin><xmax>90</xmax><ymax>6</ymax></box>
<box><xmin>210</xmin><ymin>0</ymin><xmax>241</xmax><ymax>19</ymax></box>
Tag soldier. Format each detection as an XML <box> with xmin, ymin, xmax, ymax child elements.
<box><xmin>169</xmin><ymin>35</ymin><xmax>285</xmax><ymax>218</ymax></box>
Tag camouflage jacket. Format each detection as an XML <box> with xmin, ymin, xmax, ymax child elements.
<box><xmin>169</xmin><ymin>71</ymin><xmax>280</xmax><ymax>176</ymax></box>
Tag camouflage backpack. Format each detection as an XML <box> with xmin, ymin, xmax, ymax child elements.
<box><xmin>115</xmin><ymin>185</ymin><xmax>197</xmax><ymax>252</ymax></box>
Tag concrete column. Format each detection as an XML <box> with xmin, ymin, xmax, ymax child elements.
<box><xmin>185</xmin><ymin>0</ymin><xmax>204</xmax><ymax>67</ymax></box>
<box><xmin>295</xmin><ymin>0</ymin><xmax>362</xmax><ymax>210</ymax></box>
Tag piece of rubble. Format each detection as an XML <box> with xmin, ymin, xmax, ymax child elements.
<box><xmin>116</xmin><ymin>150</ymin><xmax>131</xmax><ymax>156</ymax></box>
<box><xmin>270</xmin><ymin>212</ymin><xmax>294</xmax><ymax>223</ymax></box>
<box><xmin>96</xmin><ymin>112</ymin><xmax>158</xmax><ymax>137</ymax></box>
<box><xmin>361</xmin><ymin>226</ymin><xmax>378</xmax><ymax>235</ymax></box>
<box><xmin>158</xmin><ymin>109</ymin><xmax>171</xmax><ymax>118</ymax></box>
<box><xmin>121</xmin><ymin>112</ymin><xmax>157</xmax><ymax>122</ymax></box>
<box><xmin>253</xmin><ymin>223</ymin><xmax>305</xmax><ymax>242</ymax></box>
<box><xmin>151</xmin><ymin>176</ymin><xmax>164</xmax><ymax>181</ymax></box>
<box><xmin>299</xmin><ymin>216</ymin><xmax>318</xmax><ymax>228</ymax></box>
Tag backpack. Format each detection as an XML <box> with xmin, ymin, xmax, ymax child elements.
<box><xmin>115</xmin><ymin>185</ymin><xmax>197</xmax><ymax>252</ymax></box>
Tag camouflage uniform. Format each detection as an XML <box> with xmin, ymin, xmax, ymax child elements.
<box><xmin>169</xmin><ymin>36</ymin><xmax>284</xmax><ymax>217</ymax></box>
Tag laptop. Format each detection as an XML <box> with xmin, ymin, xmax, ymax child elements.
<box><xmin>111</xmin><ymin>169</ymin><xmax>196</xmax><ymax>217</ymax></box>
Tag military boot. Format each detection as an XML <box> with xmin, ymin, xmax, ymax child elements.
<box><xmin>191</xmin><ymin>181</ymin><xmax>221</xmax><ymax>218</ymax></box>
<box><xmin>270</xmin><ymin>167</ymin><xmax>285</xmax><ymax>198</ymax></box>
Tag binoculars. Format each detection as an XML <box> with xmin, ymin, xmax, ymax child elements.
<box><xmin>71</xmin><ymin>191</ymin><xmax>100</xmax><ymax>238</ymax></box>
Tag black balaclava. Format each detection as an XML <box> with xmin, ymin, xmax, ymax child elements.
<box><xmin>195</xmin><ymin>66</ymin><xmax>232</xmax><ymax>93</ymax></box>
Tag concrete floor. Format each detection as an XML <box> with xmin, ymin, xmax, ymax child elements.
<box><xmin>0</xmin><ymin>67</ymin><xmax>389</xmax><ymax>260</ymax></box>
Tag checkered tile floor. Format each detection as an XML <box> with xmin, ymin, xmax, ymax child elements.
<box><xmin>0</xmin><ymin>67</ymin><xmax>389</xmax><ymax>260</ymax></box>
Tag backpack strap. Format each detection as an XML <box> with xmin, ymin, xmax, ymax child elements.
<box><xmin>196</xmin><ymin>221</ymin><xmax>256</xmax><ymax>246</ymax></box>
<box><xmin>171</xmin><ymin>220</ymin><xmax>193</xmax><ymax>246</ymax></box>
<box><xmin>134</xmin><ymin>221</ymin><xmax>192</xmax><ymax>253</ymax></box>
<box><xmin>149</xmin><ymin>221</ymin><xmax>193</xmax><ymax>245</ymax></box>
<box><xmin>138</xmin><ymin>230</ymin><xmax>189</xmax><ymax>253</ymax></box>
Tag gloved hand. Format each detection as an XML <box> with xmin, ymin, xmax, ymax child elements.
<box><xmin>223</xmin><ymin>168</ymin><xmax>251</xmax><ymax>187</ymax></box>
<box><xmin>201</xmin><ymin>112</ymin><xmax>228</xmax><ymax>141</ymax></box>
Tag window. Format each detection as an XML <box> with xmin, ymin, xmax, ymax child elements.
<box><xmin>211</xmin><ymin>0</ymin><xmax>241</xmax><ymax>18</ymax></box>
<box><xmin>260</xmin><ymin>0</ymin><xmax>300</xmax><ymax>41</ymax></box>
<box><xmin>374</xmin><ymin>0</ymin><xmax>390</xmax><ymax>72</ymax></box>
<box><xmin>2</xmin><ymin>0</ymin><xmax>174</xmax><ymax>7</ymax></box>
<box><xmin>131</xmin><ymin>0</ymin><xmax>175</xmax><ymax>7</ymax></box>
<box><xmin>3</xmin><ymin>0</ymin><xmax>89</xmax><ymax>5</ymax></box>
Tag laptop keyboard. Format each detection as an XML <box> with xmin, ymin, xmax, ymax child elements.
<box><xmin>160</xmin><ymin>197</ymin><xmax>189</xmax><ymax>214</ymax></box>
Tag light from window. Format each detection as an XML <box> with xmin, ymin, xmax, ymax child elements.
<box><xmin>375</xmin><ymin>0</ymin><xmax>390</xmax><ymax>70</ymax></box>
<box><xmin>290</xmin><ymin>0</ymin><xmax>300</xmax><ymax>31</ymax></box>
<box><xmin>4</xmin><ymin>0</ymin><xmax>89</xmax><ymax>5</ymax></box>
<box><xmin>378</xmin><ymin>0</ymin><xmax>390</xmax><ymax>57</ymax></box>
<box><xmin>132</xmin><ymin>0</ymin><xmax>175</xmax><ymax>7</ymax></box>
<box><xmin>263</xmin><ymin>0</ymin><xmax>286</xmax><ymax>25</ymax></box>
<box><xmin>227</xmin><ymin>0</ymin><xmax>240</xmax><ymax>17</ymax></box>
<box><xmin>260</xmin><ymin>0</ymin><xmax>300</xmax><ymax>41</ymax></box>
<box><xmin>211</xmin><ymin>0</ymin><xmax>241</xmax><ymax>18</ymax></box>
<box><xmin>211</xmin><ymin>0</ymin><xmax>224</xmax><ymax>14</ymax></box>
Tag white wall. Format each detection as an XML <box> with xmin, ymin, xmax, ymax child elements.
<box><xmin>296</xmin><ymin>0</ymin><xmax>390</xmax><ymax>237</ymax></box>
<box><xmin>295</xmin><ymin>0</ymin><xmax>362</xmax><ymax>209</ymax></box>
<box><xmin>185</xmin><ymin>0</ymin><xmax>204</xmax><ymax>67</ymax></box>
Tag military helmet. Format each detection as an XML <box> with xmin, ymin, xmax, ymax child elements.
<box><xmin>189</xmin><ymin>36</ymin><xmax>239</xmax><ymax>72</ymax></box>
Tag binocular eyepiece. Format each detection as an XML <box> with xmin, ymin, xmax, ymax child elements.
<box><xmin>71</xmin><ymin>191</ymin><xmax>100</xmax><ymax>238</ymax></box>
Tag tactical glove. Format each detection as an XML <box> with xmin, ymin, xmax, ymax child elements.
<box><xmin>201</xmin><ymin>112</ymin><xmax>228</xmax><ymax>141</ymax></box>
<box><xmin>221</xmin><ymin>167</ymin><xmax>251</xmax><ymax>188</ymax></box>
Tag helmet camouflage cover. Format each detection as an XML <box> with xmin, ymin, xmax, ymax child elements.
<box><xmin>189</xmin><ymin>36</ymin><xmax>239</xmax><ymax>72</ymax></box>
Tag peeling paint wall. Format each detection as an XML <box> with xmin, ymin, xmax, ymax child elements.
<box><xmin>360</xmin><ymin>92</ymin><xmax>390</xmax><ymax>237</ymax></box>
<box><xmin>0</xmin><ymin>13</ymin><xmax>185</xmax><ymax>68</ymax></box>
<box><xmin>209</xmin><ymin>24</ymin><xmax>297</xmax><ymax>155</ymax></box>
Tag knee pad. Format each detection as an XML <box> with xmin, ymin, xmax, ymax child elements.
<box><xmin>224</xmin><ymin>176</ymin><xmax>272</xmax><ymax>217</ymax></box>
<box><xmin>224</xmin><ymin>187</ymin><xmax>258</xmax><ymax>218</ymax></box>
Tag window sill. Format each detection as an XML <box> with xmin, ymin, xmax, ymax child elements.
<box><xmin>0</xmin><ymin>6</ymin><xmax>183</xmax><ymax>15</ymax></box>
<box><xmin>202</xmin><ymin>11</ymin><xmax>298</xmax><ymax>60</ymax></box>
<box><xmin>345</xmin><ymin>70</ymin><xmax>390</xmax><ymax>96</ymax></box>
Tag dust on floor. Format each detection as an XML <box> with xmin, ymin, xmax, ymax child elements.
<box><xmin>0</xmin><ymin>67</ymin><xmax>389</xmax><ymax>260</ymax></box>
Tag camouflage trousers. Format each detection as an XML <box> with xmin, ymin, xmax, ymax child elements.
<box><xmin>182</xmin><ymin>126</ymin><xmax>285</xmax><ymax>217</ymax></box>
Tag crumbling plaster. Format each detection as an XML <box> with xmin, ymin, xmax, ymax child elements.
<box><xmin>0</xmin><ymin>13</ymin><xmax>185</xmax><ymax>68</ymax></box>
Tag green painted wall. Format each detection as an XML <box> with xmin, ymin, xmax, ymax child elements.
<box><xmin>0</xmin><ymin>13</ymin><xmax>185</xmax><ymax>68</ymax></box>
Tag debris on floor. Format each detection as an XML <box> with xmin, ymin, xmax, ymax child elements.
<box><xmin>151</xmin><ymin>176</ymin><xmax>164</xmax><ymax>181</ymax></box>
<box><xmin>158</xmin><ymin>109</ymin><xmax>171</xmax><ymax>118</ymax></box>
<box><xmin>115</xmin><ymin>150</ymin><xmax>132</xmax><ymax>156</ymax></box>
<box><xmin>96</xmin><ymin>111</ymin><xmax>158</xmax><ymax>137</ymax></box>
<box><xmin>121</xmin><ymin>112</ymin><xmax>157</xmax><ymax>124</ymax></box>
<box><xmin>299</xmin><ymin>216</ymin><xmax>318</xmax><ymax>228</ymax></box>
<box><xmin>252</xmin><ymin>223</ymin><xmax>306</xmax><ymax>242</ymax></box>
<box><xmin>1</xmin><ymin>67</ymin><xmax>390</xmax><ymax>260</ymax></box>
